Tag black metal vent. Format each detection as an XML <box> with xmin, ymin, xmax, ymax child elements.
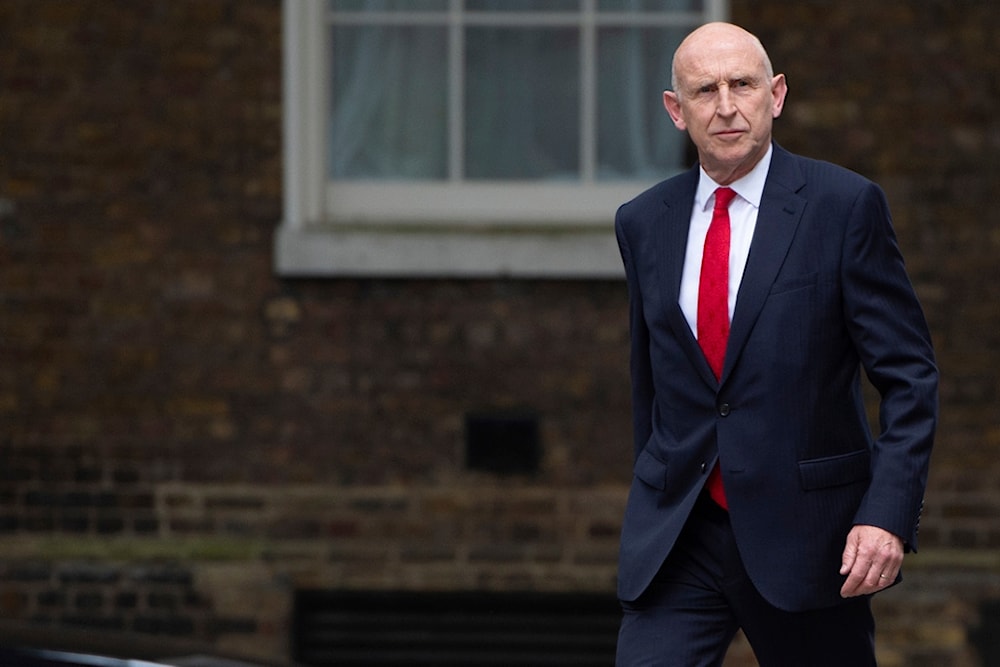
<box><xmin>464</xmin><ymin>411</ymin><xmax>541</xmax><ymax>475</ymax></box>
<box><xmin>292</xmin><ymin>590</ymin><xmax>619</xmax><ymax>666</ymax></box>
<box><xmin>971</xmin><ymin>599</ymin><xmax>1000</xmax><ymax>666</ymax></box>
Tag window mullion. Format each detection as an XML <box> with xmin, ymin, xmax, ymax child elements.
<box><xmin>705</xmin><ymin>0</ymin><xmax>730</xmax><ymax>23</ymax></box>
<box><xmin>580</xmin><ymin>0</ymin><xmax>597</xmax><ymax>184</ymax></box>
<box><xmin>449</xmin><ymin>0</ymin><xmax>465</xmax><ymax>182</ymax></box>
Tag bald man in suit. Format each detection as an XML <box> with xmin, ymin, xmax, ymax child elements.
<box><xmin>614</xmin><ymin>22</ymin><xmax>937</xmax><ymax>666</ymax></box>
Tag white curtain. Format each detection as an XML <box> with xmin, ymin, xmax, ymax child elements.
<box><xmin>598</xmin><ymin>25</ymin><xmax>688</xmax><ymax>180</ymax></box>
<box><xmin>330</xmin><ymin>23</ymin><xmax>449</xmax><ymax>179</ymax></box>
<box><xmin>465</xmin><ymin>26</ymin><xmax>580</xmax><ymax>180</ymax></box>
<box><xmin>329</xmin><ymin>0</ymin><xmax>692</xmax><ymax>182</ymax></box>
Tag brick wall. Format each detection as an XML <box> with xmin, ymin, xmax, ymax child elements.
<box><xmin>1</xmin><ymin>1</ymin><xmax>998</xmax><ymax>665</ymax></box>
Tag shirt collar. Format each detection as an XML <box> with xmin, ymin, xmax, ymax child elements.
<box><xmin>695</xmin><ymin>143</ymin><xmax>773</xmax><ymax>211</ymax></box>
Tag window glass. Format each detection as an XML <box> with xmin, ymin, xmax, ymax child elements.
<box><xmin>326</xmin><ymin>0</ymin><xmax>709</xmax><ymax>185</ymax></box>
<box><xmin>597</xmin><ymin>27</ymin><xmax>687</xmax><ymax>180</ymax></box>
<box><xmin>330</xmin><ymin>0</ymin><xmax>449</xmax><ymax>11</ymax></box>
<box><xmin>598</xmin><ymin>0</ymin><xmax>702</xmax><ymax>10</ymax></box>
<box><xmin>465</xmin><ymin>28</ymin><xmax>580</xmax><ymax>180</ymax></box>
<box><xmin>466</xmin><ymin>0</ymin><xmax>579</xmax><ymax>10</ymax></box>
<box><xmin>330</xmin><ymin>25</ymin><xmax>448</xmax><ymax>179</ymax></box>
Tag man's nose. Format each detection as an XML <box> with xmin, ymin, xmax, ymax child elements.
<box><xmin>716</xmin><ymin>85</ymin><xmax>737</xmax><ymax>116</ymax></box>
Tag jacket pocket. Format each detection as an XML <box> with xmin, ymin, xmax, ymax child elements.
<box><xmin>769</xmin><ymin>272</ymin><xmax>817</xmax><ymax>295</ymax></box>
<box><xmin>634</xmin><ymin>448</ymin><xmax>667</xmax><ymax>491</ymax></box>
<box><xmin>798</xmin><ymin>449</ymin><xmax>871</xmax><ymax>490</ymax></box>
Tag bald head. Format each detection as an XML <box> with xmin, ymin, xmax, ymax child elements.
<box><xmin>662</xmin><ymin>21</ymin><xmax>786</xmax><ymax>184</ymax></box>
<box><xmin>671</xmin><ymin>23</ymin><xmax>774</xmax><ymax>100</ymax></box>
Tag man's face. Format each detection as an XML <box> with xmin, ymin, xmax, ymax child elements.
<box><xmin>663</xmin><ymin>26</ymin><xmax>787</xmax><ymax>184</ymax></box>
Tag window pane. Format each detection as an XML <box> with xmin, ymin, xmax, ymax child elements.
<box><xmin>465</xmin><ymin>28</ymin><xmax>579</xmax><ymax>180</ymax></box>
<box><xmin>466</xmin><ymin>0</ymin><xmax>579</xmax><ymax>10</ymax></box>
<box><xmin>329</xmin><ymin>0</ymin><xmax>449</xmax><ymax>11</ymax></box>
<box><xmin>598</xmin><ymin>0</ymin><xmax>703</xmax><ymax>10</ymax></box>
<box><xmin>329</xmin><ymin>25</ymin><xmax>448</xmax><ymax>179</ymax></box>
<box><xmin>597</xmin><ymin>27</ymin><xmax>687</xmax><ymax>180</ymax></box>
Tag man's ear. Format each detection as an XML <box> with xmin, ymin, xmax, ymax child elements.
<box><xmin>663</xmin><ymin>91</ymin><xmax>687</xmax><ymax>131</ymax></box>
<box><xmin>771</xmin><ymin>74</ymin><xmax>788</xmax><ymax>119</ymax></box>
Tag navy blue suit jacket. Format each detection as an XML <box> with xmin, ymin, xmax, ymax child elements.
<box><xmin>614</xmin><ymin>143</ymin><xmax>938</xmax><ymax>612</ymax></box>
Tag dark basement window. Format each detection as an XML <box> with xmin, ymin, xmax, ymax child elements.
<box><xmin>292</xmin><ymin>589</ymin><xmax>619</xmax><ymax>667</ymax></box>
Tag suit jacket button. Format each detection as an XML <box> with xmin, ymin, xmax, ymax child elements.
<box><xmin>700</xmin><ymin>462</ymin><xmax>707</xmax><ymax>473</ymax></box>
<box><xmin>718</xmin><ymin>403</ymin><xmax>731</xmax><ymax>416</ymax></box>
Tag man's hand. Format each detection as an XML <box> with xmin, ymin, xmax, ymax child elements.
<box><xmin>839</xmin><ymin>524</ymin><xmax>904</xmax><ymax>598</ymax></box>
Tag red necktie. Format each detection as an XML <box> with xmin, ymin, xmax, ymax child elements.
<box><xmin>699</xmin><ymin>186</ymin><xmax>736</xmax><ymax>509</ymax></box>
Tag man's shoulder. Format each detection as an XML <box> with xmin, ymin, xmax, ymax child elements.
<box><xmin>617</xmin><ymin>167</ymin><xmax>698</xmax><ymax>218</ymax></box>
<box><xmin>773</xmin><ymin>145</ymin><xmax>876</xmax><ymax>192</ymax></box>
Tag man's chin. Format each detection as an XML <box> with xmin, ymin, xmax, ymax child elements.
<box><xmin>701</xmin><ymin>146</ymin><xmax>764</xmax><ymax>183</ymax></box>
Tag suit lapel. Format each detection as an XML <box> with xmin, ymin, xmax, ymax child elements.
<box><xmin>724</xmin><ymin>146</ymin><xmax>807</xmax><ymax>381</ymax></box>
<box><xmin>654</xmin><ymin>167</ymin><xmax>721</xmax><ymax>386</ymax></box>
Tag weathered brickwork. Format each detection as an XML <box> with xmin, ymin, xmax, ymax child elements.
<box><xmin>0</xmin><ymin>560</ymin><xmax>250</xmax><ymax>638</ymax></box>
<box><xmin>1</xmin><ymin>1</ymin><xmax>999</xmax><ymax>665</ymax></box>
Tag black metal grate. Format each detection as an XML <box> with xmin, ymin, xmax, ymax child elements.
<box><xmin>465</xmin><ymin>411</ymin><xmax>541</xmax><ymax>475</ymax></box>
<box><xmin>971</xmin><ymin>599</ymin><xmax>1000</xmax><ymax>666</ymax></box>
<box><xmin>292</xmin><ymin>590</ymin><xmax>620</xmax><ymax>666</ymax></box>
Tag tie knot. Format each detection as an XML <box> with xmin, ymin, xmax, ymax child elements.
<box><xmin>714</xmin><ymin>187</ymin><xmax>737</xmax><ymax>211</ymax></box>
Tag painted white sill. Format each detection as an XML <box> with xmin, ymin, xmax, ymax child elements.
<box><xmin>274</xmin><ymin>223</ymin><xmax>624</xmax><ymax>279</ymax></box>
<box><xmin>273</xmin><ymin>182</ymin><xmax>655</xmax><ymax>279</ymax></box>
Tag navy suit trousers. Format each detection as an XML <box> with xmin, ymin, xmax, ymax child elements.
<box><xmin>616</xmin><ymin>494</ymin><xmax>876</xmax><ymax>667</ymax></box>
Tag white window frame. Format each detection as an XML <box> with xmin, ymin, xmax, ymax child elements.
<box><xmin>275</xmin><ymin>0</ymin><xmax>728</xmax><ymax>279</ymax></box>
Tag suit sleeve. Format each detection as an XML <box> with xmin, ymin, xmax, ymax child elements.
<box><xmin>841</xmin><ymin>181</ymin><xmax>938</xmax><ymax>550</ymax></box>
<box><xmin>616</xmin><ymin>207</ymin><xmax>655</xmax><ymax>464</ymax></box>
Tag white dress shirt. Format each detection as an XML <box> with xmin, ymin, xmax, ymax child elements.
<box><xmin>679</xmin><ymin>145</ymin><xmax>774</xmax><ymax>337</ymax></box>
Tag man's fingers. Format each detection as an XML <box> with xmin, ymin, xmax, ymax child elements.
<box><xmin>841</xmin><ymin>560</ymin><xmax>897</xmax><ymax>597</ymax></box>
<box><xmin>839</xmin><ymin>561</ymin><xmax>870</xmax><ymax>598</ymax></box>
<box><xmin>839</xmin><ymin>526</ymin><xmax>864</xmax><ymax>576</ymax></box>
<box><xmin>839</xmin><ymin>541</ymin><xmax>857</xmax><ymax>575</ymax></box>
<box><xmin>839</xmin><ymin>525</ymin><xmax>904</xmax><ymax>598</ymax></box>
